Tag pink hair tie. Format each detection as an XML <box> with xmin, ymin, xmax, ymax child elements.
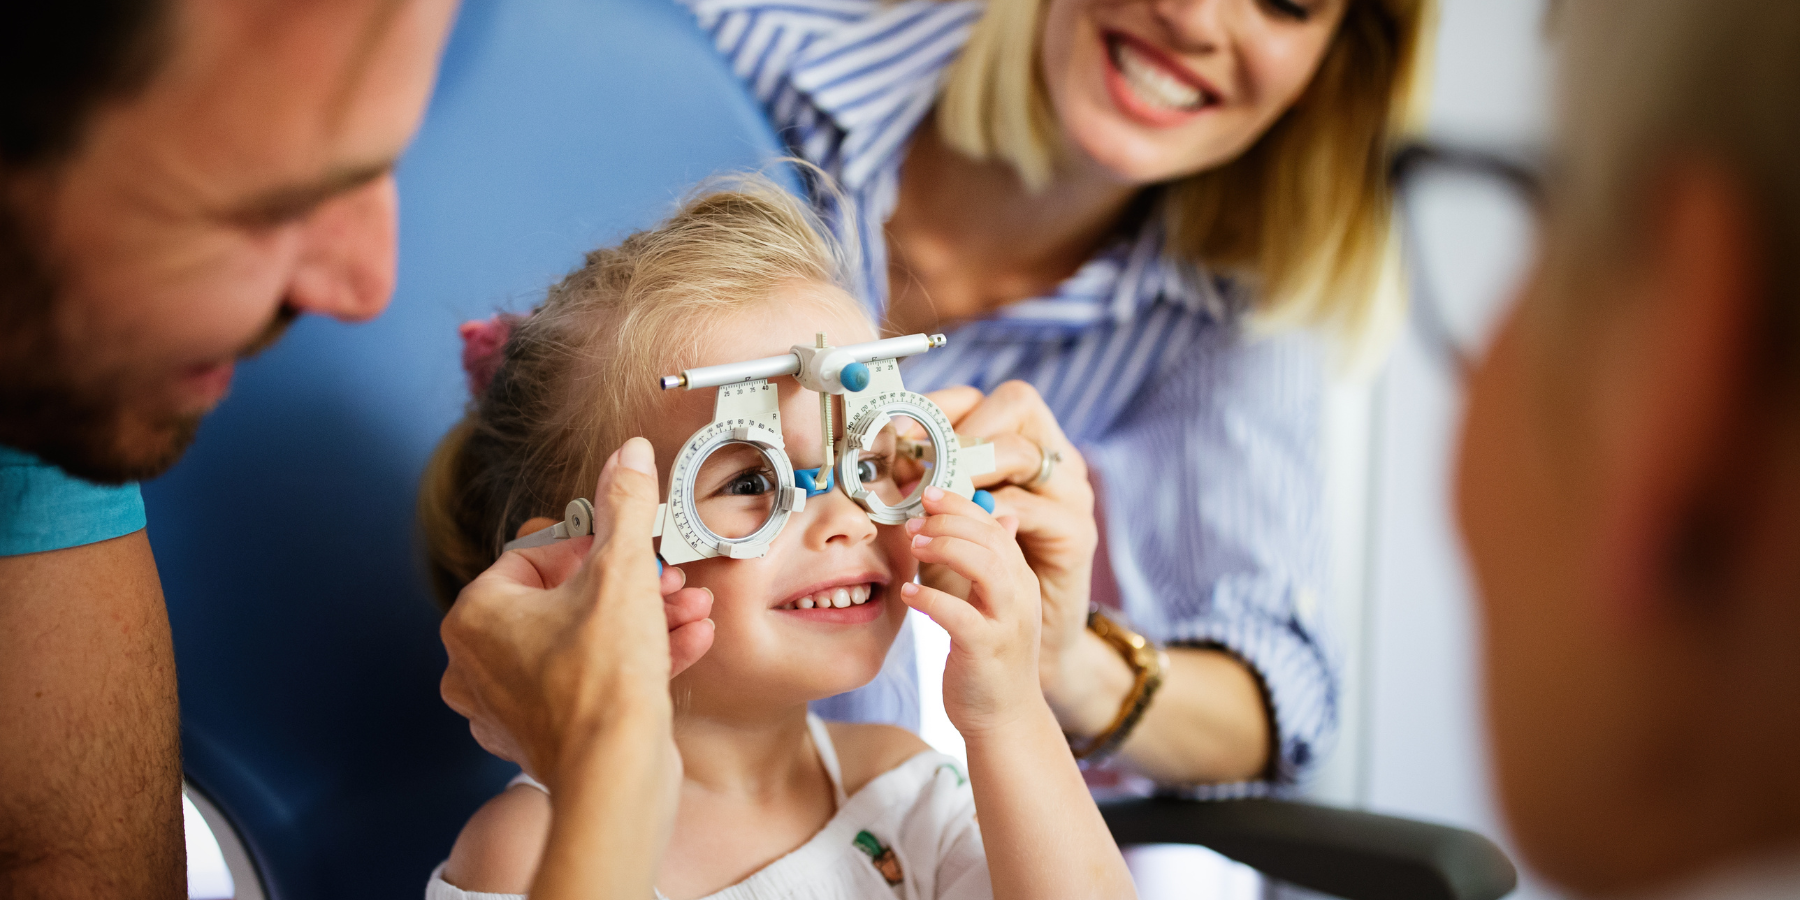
<box><xmin>459</xmin><ymin>314</ymin><xmax>518</xmax><ymax>397</ymax></box>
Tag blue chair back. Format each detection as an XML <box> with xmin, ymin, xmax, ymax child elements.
<box><xmin>144</xmin><ymin>1</ymin><xmax>782</xmax><ymax>895</ymax></box>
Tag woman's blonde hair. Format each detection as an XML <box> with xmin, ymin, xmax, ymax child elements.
<box><xmin>418</xmin><ymin>174</ymin><xmax>861</xmax><ymax>608</ymax></box>
<box><xmin>937</xmin><ymin>0</ymin><xmax>1435</xmax><ymax>347</ymax></box>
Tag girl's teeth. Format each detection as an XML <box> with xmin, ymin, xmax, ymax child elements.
<box><xmin>832</xmin><ymin>588</ymin><xmax>852</xmax><ymax>608</ymax></box>
<box><xmin>798</xmin><ymin>598</ymin><xmax>814</xmax><ymax>609</ymax></box>
<box><xmin>852</xmin><ymin>585</ymin><xmax>869</xmax><ymax>604</ymax></box>
<box><xmin>1116</xmin><ymin>42</ymin><xmax>1202</xmax><ymax>110</ymax></box>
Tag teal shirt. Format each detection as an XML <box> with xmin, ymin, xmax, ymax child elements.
<box><xmin>0</xmin><ymin>445</ymin><xmax>147</xmax><ymax>556</ymax></box>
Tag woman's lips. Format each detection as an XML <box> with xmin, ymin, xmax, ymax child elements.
<box><xmin>1101</xmin><ymin>30</ymin><xmax>1219</xmax><ymax>128</ymax></box>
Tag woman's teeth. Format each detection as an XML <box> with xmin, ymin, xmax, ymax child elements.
<box><xmin>1113</xmin><ymin>40</ymin><xmax>1204</xmax><ymax>110</ymax></box>
<box><xmin>779</xmin><ymin>584</ymin><xmax>873</xmax><ymax>610</ymax></box>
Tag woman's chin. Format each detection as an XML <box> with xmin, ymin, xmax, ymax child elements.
<box><xmin>1058</xmin><ymin>98</ymin><xmax>1235</xmax><ymax>186</ymax></box>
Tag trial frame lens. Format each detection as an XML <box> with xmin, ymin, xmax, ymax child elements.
<box><xmin>692</xmin><ymin>440</ymin><xmax>784</xmax><ymax>540</ymax></box>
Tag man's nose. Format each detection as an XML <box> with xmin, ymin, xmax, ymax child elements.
<box><xmin>284</xmin><ymin>174</ymin><xmax>400</xmax><ymax>323</ymax></box>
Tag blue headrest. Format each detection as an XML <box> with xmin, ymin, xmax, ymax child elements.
<box><xmin>143</xmin><ymin>1</ymin><xmax>782</xmax><ymax>896</ymax></box>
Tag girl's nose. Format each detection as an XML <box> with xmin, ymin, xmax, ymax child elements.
<box><xmin>804</xmin><ymin>484</ymin><xmax>880</xmax><ymax>549</ymax></box>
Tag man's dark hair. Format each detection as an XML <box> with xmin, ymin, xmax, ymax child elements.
<box><xmin>0</xmin><ymin>2</ymin><xmax>175</xmax><ymax>482</ymax></box>
<box><xmin>1</xmin><ymin>2</ymin><xmax>173</xmax><ymax>170</ymax></box>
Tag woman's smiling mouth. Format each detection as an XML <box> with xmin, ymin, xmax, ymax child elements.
<box><xmin>1103</xmin><ymin>30</ymin><xmax>1219</xmax><ymax>125</ymax></box>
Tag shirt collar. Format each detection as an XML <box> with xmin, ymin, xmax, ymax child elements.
<box><xmin>978</xmin><ymin>205</ymin><xmax>1234</xmax><ymax>333</ymax></box>
<box><xmin>789</xmin><ymin>0</ymin><xmax>983</xmax><ymax>189</ymax></box>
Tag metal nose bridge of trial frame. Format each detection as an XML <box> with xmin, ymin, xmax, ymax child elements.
<box><xmin>505</xmin><ymin>332</ymin><xmax>997</xmax><ymax>565</ymax></box>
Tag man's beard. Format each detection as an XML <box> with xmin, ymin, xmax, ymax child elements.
<box><xmin>0</xmin><ymin>197</ymin><xmax>293</xmax><ymax>485</ymax></box>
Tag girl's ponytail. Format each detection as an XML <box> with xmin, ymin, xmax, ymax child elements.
<box><xmin>418</xmin><ymin>417</ymin><xmax>491</xmax><ymax>610</ymax></box>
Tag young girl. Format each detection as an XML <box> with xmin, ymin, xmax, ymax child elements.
<box><xmin>418</xmin><ymin>179</ymin><xmax>1135</xmax><ymax>900</ymax></box>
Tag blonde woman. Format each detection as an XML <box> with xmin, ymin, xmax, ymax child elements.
<box><xmin>680</xmin><ymin>0</ymin><xmax>1430</xmax><ymax>791</ymax></box>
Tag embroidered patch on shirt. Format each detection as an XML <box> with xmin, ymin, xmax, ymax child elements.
<box><xmin>853</xmin><ymin>829</ymin><xmax>904</xmax><ymax>886</ymax></box>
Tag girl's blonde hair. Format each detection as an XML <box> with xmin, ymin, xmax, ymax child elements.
<box><xmin>937</xmin><ymin>0</ymin><xmax>1435</xmax><ymax>347</ymax></box>
<box><xmin>419</xmin><ymin>175</ymin><xmax>860</xmax><ymax>607</ymax></box>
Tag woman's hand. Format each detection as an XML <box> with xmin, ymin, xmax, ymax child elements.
<box><xmin>439</xmin><ymin>438</ymin><xmax>714</xmax><ymax>786</ymax></box>
<box><xmin>898</xmin><ymin>485</ymin><xmax>1044</xmax><ymax>737</ymax></box>
<box><xmin>927</xmin><ymin>382</ymin><xmax>1097</xmax><ymax>717</ymax></box>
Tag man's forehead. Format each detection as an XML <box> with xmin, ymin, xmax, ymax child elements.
<box><xmin>115</xmin><ymin>0</ymin><xmax>451</xmax><ymax>212</ymax></box>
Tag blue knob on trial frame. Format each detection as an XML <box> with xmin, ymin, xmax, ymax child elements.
<box><xmin>972</xmin><ymin>490</ymin><xmax>996</xmax><ymax>514</ymax></box>
<box><xmin>839</xmin><ymin>361</ymin><xmax>870</xmax><ymax>392</ymax></box>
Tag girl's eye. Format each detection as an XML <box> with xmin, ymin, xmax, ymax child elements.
<box><xmin>723</xmin><ymin>468</ymin><xmax>776</xmax><ymax>496</ymax></box>
<box><xmin>1262</xmin><ymin>0</ymin><xmax>1311</xmax><ymax>21</ymax></box>
<box><xmin>856</xmin><ymin>455</ymin><xmax>889</xmax><ymax>484</ymax></box>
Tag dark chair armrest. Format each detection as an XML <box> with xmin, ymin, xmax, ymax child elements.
<box><xmin>1100</xmin><ymin>797</ymin><xmax>1517</xmax><ymax>900</ymax></box>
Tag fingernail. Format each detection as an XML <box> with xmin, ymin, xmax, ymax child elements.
<box><xmin>924</xmin><ymin>485</ymin><xmax>944</xmax><ymax>502</ymax></box>
<box><xmin>912</xmin><ymin>534</ymin><xmax>931</xmax><ymax>549</ymax></box>
<box><xmin>905</xmin><ymin>517</ymin><xmax>924</xmax><ymax>535</ymax></box>
<box><xmin>618</xmin><ymin>437</ymin><xmax>655</xmax><ymax>475</ymax></box>
<box><xmin>900</xmin><ymin>582</ymin><xmax>919</xmax><ymax>597</ymax></box>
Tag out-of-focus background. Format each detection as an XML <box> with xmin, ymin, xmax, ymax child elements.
<box><xmin>179</xmin><ymin>0</ymin><xmax>1557</xmax><ymax>896</ymax></box>
<box><xmin>1308</xmin><ymin>2</ymin><xmax>1555</xmax><ymax>900</ymax></box>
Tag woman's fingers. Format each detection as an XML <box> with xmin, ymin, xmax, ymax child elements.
<box><xmin>951</xmin><ymin>381</ymin><xmax>1072</xmax><ymax>448</ymax></box>
<box><xmin>898</xmin><ymin>581</ymin><xmax>985</xmax><ymax>637</ymax></box>
<box><xmin>971</xmin><ymin>432</ymin><xmax>1071</xmax><ymax>490</ymax></box>
<box><xmin>925</xmin><ymin>385</ymin><xmax>988</xmax><ymax>424</ymax></box>
<box><xmin>989</xmin><ymin>486</ymin><xmax>1095</xmax><ymax>549</ymax></box>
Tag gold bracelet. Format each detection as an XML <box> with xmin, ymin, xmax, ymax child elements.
<box><xmin>1068</xmin><ymin>608</ymin><xmax>1167</xmax><ymax>762</ymax></box>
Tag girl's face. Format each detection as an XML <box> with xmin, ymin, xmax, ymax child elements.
<box><xmin>1039</xmin><ymin>0</ymin><xmax>1347</xmax><ymax>184</ymax></box>
<box><xmin>644</xmin><ymin>285</ymin><xmax>915</xmax><ymax>716</ymax></box>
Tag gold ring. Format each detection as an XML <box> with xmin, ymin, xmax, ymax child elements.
<box><xmin>1025</xmin><ymin>442</ymin><xmax>1061</xmax><ymax>490</ymax></box>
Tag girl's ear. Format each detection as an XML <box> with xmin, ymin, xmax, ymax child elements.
<box><xmin>515</xmin><ymin>517</ymin><xmax>558</xmax><ymax>540</ymax></box>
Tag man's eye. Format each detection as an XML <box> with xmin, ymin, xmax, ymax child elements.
<box><xmin>724</xmin><ymin>468</ymin><xmax>775</xmax><ymax>496</ymax></box>
<box><xmin>1262</xmin><ymin>0</ymin><xmax>1311</xmax><ymax>21</ymax></box>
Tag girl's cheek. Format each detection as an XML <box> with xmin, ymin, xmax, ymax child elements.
<box><xmin>883</xmin><ymin>537</ymin><xmax>921</xmax><ymax>583</ymax></box>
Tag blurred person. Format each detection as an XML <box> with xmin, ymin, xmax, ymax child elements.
<box><xmin>1456</xmin><ymin>0</ymin><xmax>1800</xmax><ymax>897</ymax></box>
<box><xmin>0</xmin><ymin>3</ymin><xmax>711</xmax><ymax>896</ymax></box>
<box><xmin>680</xmin><ymin>0</ymin><xmax>1434</xmax><ymax>800</ymax></box>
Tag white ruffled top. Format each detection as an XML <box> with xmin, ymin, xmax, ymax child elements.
<box><xmin>425</xmin><ymin>714</ymin><xmax>990</xmax><ymax>900</ymax></box>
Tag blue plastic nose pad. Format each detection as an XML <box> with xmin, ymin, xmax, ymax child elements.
<box><xmin>972</xmin><ymin>489</ymin><xmax>996</xmax><ymax>514</ymax></box>
<box><xmin>795</xmin><ymin>466</ymin><xmax>835</xmax><ymax>498</ymax></box>
<box><xmin>657</xmin><ymin>554</ymin><xmax>664</xmax><ymax>577</ymax></box>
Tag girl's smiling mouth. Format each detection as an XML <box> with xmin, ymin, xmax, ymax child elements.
<box><xmin>773</xmin><ymin>577</ymin><xmax>887</xmax><ymax>623</ymax></box>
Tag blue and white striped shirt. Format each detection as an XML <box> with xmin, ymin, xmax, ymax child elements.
<box><xmin>683</xmin><ymin>0</ymin><xmax>1336</xmax><ymax>788</ymax></box>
